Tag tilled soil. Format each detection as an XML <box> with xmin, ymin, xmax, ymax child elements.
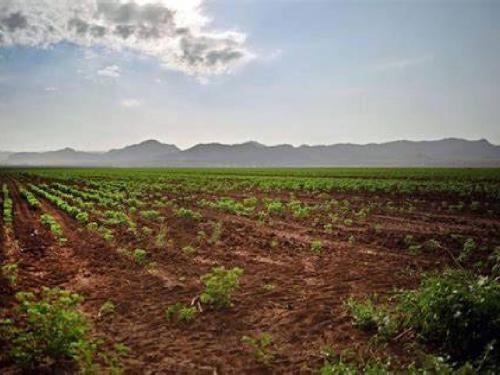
<box><xmin>1</xmin><ymin>178</ymin><xmax>499</xmax><ymax>374</ymax></box>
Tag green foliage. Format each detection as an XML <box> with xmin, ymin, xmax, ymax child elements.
<box><xmin>1</xmin><ymin>288</ymin><xmax>93</xmax><ymax>369</ymax></box>
<box><xmin>98</xmin><ymin>300</ymin><xmax>116</xmax><ymax>318</ymax></box>
<box><xmin>1</xmin><ymin>263</ymin><xmax>18</xmax><ymax>287</ymax></box>
<box><xmin>458</xmin><ymin>238</ymin><xmax>477</xmax><ymax>262</ymax></box>
<box><xmin>310</xmin><ymin>239</ymin><xmax>323</xmax><ymax>254</ymax></box>
<box><xmin>99</xmin><ymin>343</ymin><xmax>130</xmax><ymax>375</ymax></box>
<box><xmin>155</xmin><ymin>226</ymin><xmax>168</xmax><ymax>247</ymax></box>
<box><xmin>40</xmin><ymin>214</ymin><xmax>65</xmax><ymax>241</ymax></box>
<box><xmin>208</xmin><ymin>221</ymin><xmax>223</xmax><ymax>244</ymax></box>
<box><xmin>133</xmin><ymin>249</ymin><xmax>148</xmax><ymax>266</ymax></box>
<box><xmin>265</xmin><ymin>200</ymin><xmax>285</xmax><ymax>216</ymax></box>
<box><xmin>2</xmin><ymin>184</ymin><xmax>13</xmax><ymax>225</ymax></box>
<box><xmin>21</xmin><ymin>188</ymin><xmax>40</xmax><ymax>209</ymax></box>
<box><xmin>345</xmin><ymin>297</ymin><xmax>398</xmax><ymax>339</ymax></box>
<box><xmin>140</xmin><ymin>210</ymin><xmax>161</xmax><ymax>221</ymax></box>
<box><xmin>165</xmin><ymin>303</ymin><xmax>197</xmax><ymax>323</ymax></box>
<box><xmin>399</xmin><ymin>270</ymin><xmax>500</xmax><ymax>368</ymax></box>
<box><xmin>490</xmin><ymin>246</ymin><xmax>500</xmax><ymax>277</ymax></box>
<box><xmin>241</xmin><ymin>333</ymin><xmax>275</xmax><ymax>366</ymax></box>
<box><xmin>200</xmin><ymin>266</ymin><xmax>244</xmax><ymax>308</ymax></box>
<box><xmin>174</xmin><ymin>207</ymin><xmax>202</xmax><ymax>220</ymax></box>
<box><xmin>182</xmin><ymin>245</ymin><xmax>197</xmax><ymax>256</ymax></box>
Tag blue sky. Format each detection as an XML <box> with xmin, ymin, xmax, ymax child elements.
<box><xmin>0</xmin><ymin>0</ymin><xmax>499</xmax><ymax>151</ymax></box>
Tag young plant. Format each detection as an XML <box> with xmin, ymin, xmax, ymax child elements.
<box><xmin>98</xmin><ymin>300</ymin><xmax>116</xmax><ymax>318</ymax></box>
<box><xmin>133</xmin><ymin>249</ymin><xmax>148</xmax><ymax>266</ymax></box>
<box><xmin>310</xmin><ymin>240</ymin><xmax>323</xmax><ymax>254</ymax></box>
<box><xmin>1</xmin><ymin>263</ymin><xmax>18</xmax><ymax>288</ymax></box>
<box><xmin>200</xmin><ymin>266</ymin><xmax>244</xmax><ymax>308</ymax></box>
<box><xmin>1</xmin><ymin>288</ymin><xmax>94</xmax><ymax>369</ymax></box>
<box><xmin>182</xmin><ymin>245</ymin><xmax>197</xmax><ymax>256</ymax></box>
<box><xmin>165</xmin><ymin>303</ymin><xmax>197</xmax><ymax>323</ymax></box>
<box><xmin>40</xmin><ymin>214</ymin><xmax>65</xmax><ymax>242</ymax></box>
<box><xmin>458</xmin><ymin>238</ymin><xmax>477</xmax><ymax>262</ymax></box>
<box><xmin>241</xmin><ymin>333</ymin><xmax>275</xmax><ymax>366</ymax></box>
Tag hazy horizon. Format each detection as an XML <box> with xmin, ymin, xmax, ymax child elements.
<box><xmin>1</xmin><ymin>0</ymin><xmax>500</xmax><ymax>152</ymax></box>
<box><xmin>1</xmin><ymin>136</ymin><xmax>498</xmax><ymax>154</ymax></box>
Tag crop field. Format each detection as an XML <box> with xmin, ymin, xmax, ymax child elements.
<box><xmin>0</xmin><ymin>167</ymin><xmax>499</xmax><ymax>373</ymax></box>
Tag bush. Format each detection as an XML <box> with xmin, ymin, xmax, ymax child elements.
<box><xmin>399</xmin><ymin>270</ymin><xmax>500</xmax><ymax>367</ymax></box>
<box><xmin>1</xmin><ymin>288</ymin><xmax>94</xmax><ymax>369</ymax></box>
<box><xmin>200</xmin><ymin>266</ymin><xmax>244</xmax><ymax>308</ymax></box>
<box><xmin>345</xmin><ymin>297</ymin><xmax>397</xmax><ymax>339</ymax></box>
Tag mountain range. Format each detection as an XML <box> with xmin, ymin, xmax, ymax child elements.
<box><xmin>1</xmin><ymin>138</ymin><xmax>500</xmax><ymax>167</ymax></box>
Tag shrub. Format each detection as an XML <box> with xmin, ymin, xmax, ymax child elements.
<box><xmin>399</xmin><ymin>270</ymin><xmax>500</xmax><ymax>367</ymax></box>
<box><xmin>1</xmin><ymin>288</ymin><xmax>94</xmax><ymax>369</ymax></box>
<box><xmin>345</xmin><ymin>297</ymin><xmax>397</xmax><ymax>339</ymax></box>
<box><xmin>241</xmin><ymin>333</ymin><xmax>275</xmax><ymax>366</ymax></box>
<box><xmin>200</xmin><ymin>266</ymin><xmax>244</xmax><ymax>308</ymax></box>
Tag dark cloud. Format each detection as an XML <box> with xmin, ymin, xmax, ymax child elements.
<box><xmin>1</xmin><ymin>12</ymin><xmax>28</xmax><ymax>31</ymax></box>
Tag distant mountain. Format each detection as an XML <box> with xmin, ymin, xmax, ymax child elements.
<box><xmin>2</xmin><ymin>138</ymin><xmax>500</xmax><ymax>167</ymax></box>
<box><xmin>0</xmin><ymin>152</ymin><xmax>12</xmax><ymax>163</ymax></box>
<box><xmin>105</xmin><ymin>140</ymin><xmax>179</xmax><ymax>162</ymax></box>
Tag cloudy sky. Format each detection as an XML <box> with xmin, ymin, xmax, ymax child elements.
<box><xmin>1</xmin><ymin>0</ymin><xmax>499</xmax><ymax>151</ymax></box>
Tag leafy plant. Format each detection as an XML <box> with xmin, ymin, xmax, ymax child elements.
<box><xmin>40</xmin><ymin>214</ymin><xmax>65</xmax><ymax>241</ymax></box>
<box><xmin>174</xmin><ymin>207</ymin><xmax>202</xmax><ymax>220</ymax></box>
<box><xmin>344</xmin><ymin>297</ymin><xmax>397</xmax><ymax>339</ymax></box>
<box><xmin>1</xmin><ymin>288</ymin><xmax>94</xmax><ymax>369</ymax></box>
<box><xmin>182</xmin><ymin>245</ymin><xmax>197</xmax><ymax>256</ymax></box>
<box><xmin>200</xmin><ymin>266</ymin><xmax>244</xmax><ymax>308</ymax></box>
<box><xmin>458</xmin><ymin>238</ymin><xmax>477</xmax><ymax>262</ymax></box>
<box><xmin>1</xmin><ymin>263</ymin><xmax>18</xmax><ymax>288</ymax></box>
<box><xmin>310</xmin><ymin>240</ymin><xmax>323</xmax><ymax>254</ymax></box>
<box><xmin>133</xmin><ymin>249</ymin><xmax>148</xmax><ymax>266</ymax></box>
<box><xmin>21</xmin><ymin>188</ymin><xmax>40</xmax><ymax>209</ymax></box>
<box><xmin>399</xmin><ymin>270</ymin><xmax>500</xmax><ymax>367</ymax></box>
<box><xmin>165</xmin><ymin>303</ymin><xmax>197</xmax><ymax>323</ymax></box>
<box><xmin>241</xmin><ymin>333</ymin><xmax>275</xmax><ymax>366</ymax></box>
<box><xmin>98</xmin><ymin>300</ymin><xmax>116</xmax><ymax>318</ymax></box>
<box><xmin>2</xmin><ymin>184</ymin><xmax>13</xmax><ymax>225</ymax></box>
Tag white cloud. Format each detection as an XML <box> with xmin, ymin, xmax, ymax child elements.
<box><xmin>0</xmin><ymin>0</ymin><xmax>254</xmax><ymax>78</ymax></box>
<box><xmin>372</xmin><ymin>56</ymin><xmax>433</xmax><ymax>72</ymax></box>
<box><xmin>120</xmin><ymin>98</ymin><xmax>141</xmax><ymax>108</ymax></box>
<box><xmin>97</xmin><ymin>64</ymin><xmax>121</xmax><ymax>78</ymax></box>
<box><xmin>44</xmin><ymin>86</ymin><xmax>58</xmax><ymax>92</ymax></box>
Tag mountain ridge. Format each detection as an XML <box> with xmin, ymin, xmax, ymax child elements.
<box><xmin>2</xmin><ymin>138</ymin><xmax>500</xmax><ymax>167</ymax></box>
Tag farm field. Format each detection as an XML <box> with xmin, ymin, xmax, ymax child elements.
<box><xmin>1</xmin><ymin>167</ymin><xmax>499</xmax><ymax>373</ymax></box>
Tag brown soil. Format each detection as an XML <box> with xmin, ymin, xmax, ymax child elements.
<box><xmin>1</xmin><ymin>177</ymin><xmax>499</xmax><ymax>374</ymax></box>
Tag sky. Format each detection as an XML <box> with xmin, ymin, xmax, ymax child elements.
<box><xmin>0</xmin><ymin>0</ymin><xmax>499</xmax><ymax>152</ymax></box>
